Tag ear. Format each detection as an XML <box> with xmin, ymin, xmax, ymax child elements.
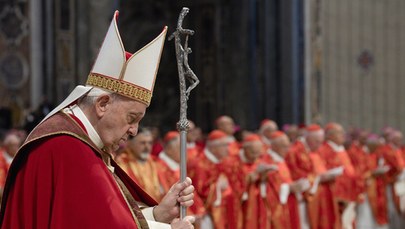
<box><xmin>95</xmin><ymin>94</ymin><xmax>112</xmax><ymax>118</ymax></box>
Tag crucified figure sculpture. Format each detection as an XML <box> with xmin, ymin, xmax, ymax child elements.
<box><xmin>168</xmin><ymin>7</ymin><xmax>200</xmax><ymax>219</ymax></box>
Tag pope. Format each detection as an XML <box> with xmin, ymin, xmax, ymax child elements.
<box><xmin>0</xmin><ymin>11</ymin><xmax>195</xmax><ymax>229</ymax></box>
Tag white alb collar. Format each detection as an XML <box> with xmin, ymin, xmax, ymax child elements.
<box><xmin>261</xmin><ymin>136</ymin><xmax>271</xmax><ymax>146</ymax></box>
<box><xmin>64</xmin><ymin>105</ymin><xmax>104</xmax><ymax>150</ymax></box>
<box><xmin>300</xmin><ymin>138</ymin><xmax>310</xmax><ymax>152</ymax></box>
<box><xmin>327</xmin><ymin>140</ymin><xmax>345</xmax><ymax>152</ymax></box>
<box><xmin>267</xmin><ymin>149</ymin><xmax>284</xmax><ymax>163</ymax></box>
<box><xmin>2</xmin><ymin>151</ymin><xmax>13</xmax><ymax>165</ymax></box>
<box><xmin>228</xmin><ymin>136</ymin><xmax>236</xmax><ymax>142</ymax></box>
<box><xmin>187</xmin><ymin>142</ymin><xmax>196</xmax><ymax>149</ymax></box>
<box><xmin>204</xmin><ymin>148</ymin><xmax>220</xmax><ymax>164</ymax></box>
<box><xmin>159</xmin><ymin>151</ymin><xmax>179</xmax><ymax>171</ymax></box>
<box><xmin>363</xmin><ymin>145</ymin><xmax>369</xmax><ymax>154</ymax></box>
<box><xmin>239</xmin><ymin>149</ymin><xmax>248</xmax><ymax>163</ymax></box>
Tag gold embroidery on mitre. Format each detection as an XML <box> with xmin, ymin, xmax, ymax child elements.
<box><xmin>86</xmin><ymin>73</ymin><xmax>152</xmax><ymax>106</ymax></box>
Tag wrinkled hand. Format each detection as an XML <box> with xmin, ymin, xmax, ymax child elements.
<box><xmin>171</xmin><ymin>216</ymin><xmax>195</xmax><ymax>229</ymax></box>
<box><xmin>320</xmin><ymin>173</ymin><xmax>336</xmax><ymax>182</ymax></box>
<box><xmin>256</xmin><ymin>164</ymin><xmax>278</xmax><ymax>174</ymax></box>
<box><xmin>290</xmin><ymin>180</ymin><xmax>309</xmax><ymax>193</ymax></box>
<box><xmin>154</xmin><ymin>177</ymin><xmax>195</xmax><ymax>224</ymax></box>
<box><xmin>373</xmin><ymin>166</ymin><xmax>390</xmax><ymax>176</ymax></box>
<box><xmin>248</xmin><ymin>172</ymin><xmax>259</xmax><ymax>183</ymax></box>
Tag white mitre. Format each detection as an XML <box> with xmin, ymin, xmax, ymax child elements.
<box><xmin>41</xmin><ymin>10</ymin><xmax>167</xmax><ymax>124</ymax></box>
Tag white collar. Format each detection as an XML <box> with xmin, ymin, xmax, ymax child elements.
<box><xmin>64</xmin><ymin>105</ymin><xmax>104</xmax><ymax>150</ymax></box>
<box><xmin>300</xmin><ymin>138</ymin><xmax>310</xmax><ymax>152</ymax></box>
<box><xmin>267</xmin><ymin>149</ymin><xmax>284</xmax><ymax>163</ymax></box>
<box><xmin>204</xmin><ymin>148</ymin><xmax>220</xmax><ymax>164</ymax></box>
<box><xmin>261</xmin><ymin>136</ymin><xmax>271</xmax><ymax>146</ymax></box>
<box><xmin>2</xmin><ymin>151</ymin><xmax>13</xmax><ymax>165</ymax></box>
<box><xmin>158</xmin><ymin>152</ymin><xmax>179</xmax><ymax>171</ymax></box>
<box><xmin>187</xmin><ymin>142</ymin><xmax>196</xmax><ymax>149</ymax></box>
<box><xmin>239</xmin><ymin>149</ymin><xmax>248</xmax><ymax>163</ymax></box>
<box><xmin>297</xmin><ymin>136</ymin><xmax>305</xmax><ymax>143</ymax></box>
<box><xmin>327</xmin><ymin>140</ymin><xmax>345</xmax><ymax>152</ymax></box>
<box><xmin>363</xmin><ymin>145</ymin><xmax>370</xmax><ymax>154</ymax></box>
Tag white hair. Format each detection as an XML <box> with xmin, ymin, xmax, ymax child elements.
<box><xmin>206</xmin><ymin>137</ymin><xmax>231</xmax><ymax>147</ymax></box>
<box><xmin>78</xmin><ymin>87</ymin><xmax>117</xmax><ymax>107</ymax></box>
<box><xmin>4</xmin><ymin>133</ymin><xmax>21</xmax><ymax>146</ymax></box>
<box><xmin>305</xmin><ymin>129</ymin><xmax>325</xmax><ymax>138</ymax></box>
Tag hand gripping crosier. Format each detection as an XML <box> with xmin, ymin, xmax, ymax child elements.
<box><xmin>168</xmin><ymin>7</ymin><xmax>199</xmax><ymax>219</ymax></box>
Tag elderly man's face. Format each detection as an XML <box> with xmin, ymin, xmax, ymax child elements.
<box><xmin>328</xmin><ymin>125</ymin><xmax>345</xmax><ymax>146</ymax></box>
<box><xmin>306</xmin><ymin>133</ymin><xmax>324</xmax><ymax>152</ymax></box>
<box><xmin>272</xmin><ymin>136</ymin><xmax>290</xmax><ymax>158</ymax></box>
<box><xmin>4</xmin><ymin>134</ymin><xmax>21</xmax><ymax>157</ymax></box>
<box><xmin>392</xmin><ymin>132</ymin><xmax>403</xmax><ymax>147</ymax></box>
<box><xmin>95</xmin><ymin>95</ymin><xmax>146</xmax><ymax>151</ymax></box>
<box><xmin>167</xmin><ymin>137</ymin><xmax>181</xmax><ymax>163</ymax></box>
<box><xmin>244</xmin><ymin>141</ymin><xmax>263</xmax><ymax>163</ymax></box>
<box><xmin>211</xmin><ymin>140</ymin><xmax>229</xmax><ymax>160</ymax></box>
<box><xmin>128</xmin><ymin>133</ymin><xmax>153</xmax><ymax>160</ymax></box>
<box><xmin>218</xmin><ymin>117</ymin><xmax>235</xmax><ymax>136</ymax></box>
<box><xmin>187</xmin><ymin>122</ymin><xmax>198</xmax><ymax>143</ymax></box>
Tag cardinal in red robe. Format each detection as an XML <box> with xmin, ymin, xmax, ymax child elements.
<box><xmin>378</xmin><ymin>130</ymin><xmax>405</xmax><ymax>228</ymax></box>
<box><xmin>188</xmin><ymin>130</ymin><xmax>243</xmax><ymax>229</ymax></box>
<box><xmin>230</xmin><ymin>134</ymin><xmax>278</xmax><ymax>229</ymax></box>
<box><xmin>156</xmin><ymin>131</ymin><xmax>206</xmax><ymax>226</ymax></box>
<box><xmin>317</xmin><ymin>123</ymin><xmax>362</xmax><ymax>229</ymax></box>
<box><xmin>285</xmin><ymin>124</ymin><xmax>340</xmax><ymax>229</ymax></box>
<box><xmin>262</xmin><ymin>131</ymin><xmax>308</xmax><ymax>229</ymax></box>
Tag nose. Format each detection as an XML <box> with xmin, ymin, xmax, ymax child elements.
<box><xmin>128</xmin><ymin>125</ymin><xmax>138</xmax><ymax>137</ymax></box>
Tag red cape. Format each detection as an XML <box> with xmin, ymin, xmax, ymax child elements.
<box><xmin>0</xmin><ymin>113</ymin><xmax>157</xmax><ymax>228</ymax></box>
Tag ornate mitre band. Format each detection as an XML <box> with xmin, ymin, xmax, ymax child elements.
<box><xmin>86</xmin><ymin>73</ymin><xmax>152</xmax><ymax>105</ymax></box>
<box><xmin>86</xmin><ymin>10</ymin><xmax>168</xmax><ymax>106</ymax></box>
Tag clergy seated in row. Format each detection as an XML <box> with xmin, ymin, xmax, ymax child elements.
<box><xmin>188</xmin><ymin>130</ymin><xmax>243</xmax><ymax>229</ymax></box>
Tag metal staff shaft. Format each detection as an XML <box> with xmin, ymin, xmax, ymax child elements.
<box><xmin>168</xmin><ymin>7</ymin><xmax>199</xmax><ymax>220</ymax></box>
<box><xmin>179</xmin><ymin>130</ymin><xmax>187</xmax><ymax>219</ymax></box>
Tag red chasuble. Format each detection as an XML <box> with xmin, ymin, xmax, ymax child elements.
<box><xmin>229</xmin><ymin>152</ymin><xmax>271</xmax><ymax>229</ymax></box>
<box><xmin>186</xmin><ymin>144</ymin><xmax>202</xmax><ymax>162</ymax></box>
<box><xmin>286</xmin><ymin>141</ymin><xmax>335</xmax><ymax>229</ymax></box>
<box><xmin>378</xmin><ymin>144</ymin><xmax>405</xmax><ymax>215</ymax></box>
<box><xmin>348</xmin><ymin>143</ymin><xmax>388</xmax><ymax>225</ymax></box>
<box><xmin>155</xmin><ymin>156</ymin><xmax>206</xmax><ymax>217</ymax></box>
<box><xmin>188</xmin><ymin>152</ymin><xmax>243</xmax><ymax>229</ymax></box>
<box><xmin>317</xmin><ymin>142</ymin><xmax>363</xmax><ymax>229</ymax></box>
<box><xmin>262</xmin><ymin>153</ymin><xmax>300</xmax><ymax>229</ymax></box>
<box><xmin>0</xmin><ymin>112</ymin><xmax>157</xmax><ymax>229</ymax></box>
<box><xmin>0</xmin><ymin>149</ymin><xmax>10</xmax><ymax>190</ymax></box>
<box><xmin>116</xmin><ymin>151</ymin><xmax>163</xmax><ymax>201</ymax></box>
<box><xmin>228</xmin><ymin>140</ymin><xmax>241</xmax><ymax>157</ymax></box>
